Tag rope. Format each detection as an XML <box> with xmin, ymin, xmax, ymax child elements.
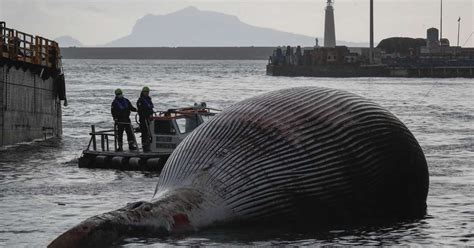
<box><xmin>463</xmin><ymin>32</ymin><xmax>473</xmax><ymax>47</ymax></box>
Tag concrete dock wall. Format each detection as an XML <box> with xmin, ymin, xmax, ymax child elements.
<box><xmin>267</xmin><ymin>64</ymin><xmax>474</xmax><ymax>78</ymax></box>
<box><xmin>0</xmin><ymin>67</ymin><xmax>3</xmax><ymax>146</ymax></box>
<box><xmin>266</xmin><ymin>64</ymin><xmax>388</xmax><ymax>77</ymax></box>
<box><xmin>0</xmin><ymin>65</ymin><xmax>62</xmax><ymax>147</ymax></box>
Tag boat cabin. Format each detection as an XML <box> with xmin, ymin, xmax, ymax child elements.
<box><xmin>78</xmin><ymin>104</ymin><xmax>219</xmax><ymax>171</ymax></box>
<box><xmin>150</xmin><ymin>107</ymin><xmax>215</xmax><ymax>153</ymax></box>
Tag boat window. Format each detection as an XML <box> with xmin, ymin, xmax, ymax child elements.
<box><xmin>176</xmin><ymin>116</ymin><xmax>201</xmax><ymax>134</ymax></box>
<box><xmin>175</xmin><ymin>118</ymin><xmax>187</xmax><ymax>134</ymax></box>
<box><xmin>154</xmin><ymin>120</ymin><xmax>176</xmax><ymax>135</ymax></box>
<box><xmin>201</xmin><ymin>115</ymin><xmax>212</xmax><ymax>123</ymax></box>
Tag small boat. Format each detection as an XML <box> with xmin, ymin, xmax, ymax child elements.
<box><xmin>78</xmin><ymin>103</ymin><xmax>219</xmax><ymax>171</ymax></box>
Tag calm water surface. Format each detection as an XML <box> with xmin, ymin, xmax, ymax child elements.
<box><xmin>0</xmin><ymin>60</ymin><xmax>472</xmax><ymax>246</ymax></box>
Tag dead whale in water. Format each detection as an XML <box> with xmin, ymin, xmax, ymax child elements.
<box><xmin>49</xmin><ymin>87</ymin><xmax>428</xmax><ymax>247</ymax></box>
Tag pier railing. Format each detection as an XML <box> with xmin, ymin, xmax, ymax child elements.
<box><xmin>0</xmin><ymin>21</ymin><xmax>61</xmax><ymax>69</ymax></box>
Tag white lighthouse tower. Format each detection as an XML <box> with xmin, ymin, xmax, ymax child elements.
<box><xmin>324</xmin><ymin>0</ymin><xmax>336</xmax><ymax>47</ymax></box>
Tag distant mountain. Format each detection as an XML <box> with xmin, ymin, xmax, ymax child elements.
<box><xmin>106</xmin><ymin>6</ymin><xmax>322</xmax><ymax>47</ymax></box>
<box><xmin>55</xmin><ymin>35</ymin><xmax>83</xmax><ymax>47</ymax></box>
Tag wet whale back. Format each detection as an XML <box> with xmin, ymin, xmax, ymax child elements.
<box><xmin>156</xmin><ymin>87</ymin><xmax>428</xmax><ymax>221</ymax></box>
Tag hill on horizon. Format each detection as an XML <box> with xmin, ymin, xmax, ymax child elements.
<box><xmin>55</xmin><ymin>35</ymin><xmax>84</xmax><ymax>47</ymax></box>
<box><xmin>104</xmin><ymin>6</ymin><xmax>366</xmax><ymax>47</ymax></box>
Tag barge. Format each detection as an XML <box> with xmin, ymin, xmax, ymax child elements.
<box><xmin>79</xmin><ymin>104</ymin><xmax>219</xmax><ymax>171</ymax></box>
<box><xmin>0</xmin><ymin>22</ymin><xmax>66</xmax><ymax>147</ymax></box>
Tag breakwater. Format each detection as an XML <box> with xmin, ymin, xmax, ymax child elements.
<box><xmin>267</xmin><ymin>64</ymin><xmax>474</xmax><ymax>78</ymax></box>
<box><xmin>61</xmin><ymin>47</ymin><xmax>275</xmax><ymax>60</ymax></box>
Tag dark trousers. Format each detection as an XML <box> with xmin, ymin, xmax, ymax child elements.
<box><xmin>139</xmin><ymin>118</ymin><xmax>151</xmax><ymax>151</ymax></box>
<box><xmin>116</xmin><ymin>119</ymin><xmax>135</xmax><ymax>148</ymax></box>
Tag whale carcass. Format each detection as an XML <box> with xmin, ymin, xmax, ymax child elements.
<box><xmin>49</xmin><ymin>87</ymin><xmax>429</xmax><ymax>247</ymax></box>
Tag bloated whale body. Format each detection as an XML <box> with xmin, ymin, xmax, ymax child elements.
<box><xmin>49</xmin><ymin>87</ymin><xmax>428</xmax><ymax>247</ymax></box>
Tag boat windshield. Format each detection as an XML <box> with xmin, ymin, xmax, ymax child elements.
<box><xmin>175</xmin><ymin>116</ymin><xmax>201</xmax><ymax>134</ymax></box>
<box><xmin>154</xmin><ymin>120</ymin><xmax>176</xmax><ymax>135</ymax></box>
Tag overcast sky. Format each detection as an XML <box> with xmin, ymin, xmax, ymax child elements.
<box><xmin>1</xmin><ymin>0</ymin><xmax>472</xmax><ymax>47</ymax></box>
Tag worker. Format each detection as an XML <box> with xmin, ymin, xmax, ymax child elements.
<box><xmin>111</xmin><ymin>88</ymin><xmax>137</xmax><ymax>151</ymax></box>
<box><xmin>137</xmin><ymin>86</ymin><xmax>154</xmax><ymax>152</ymax></box>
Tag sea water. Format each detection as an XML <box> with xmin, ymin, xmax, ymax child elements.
<box><xmin>0</xmin><ymin>59</ymin><xmax>472</xmax><ymax>246</ymax></box>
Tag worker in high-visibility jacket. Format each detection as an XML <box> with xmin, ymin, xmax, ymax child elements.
<box><xmin>136</xmin><ymin>86</ymin><xmax>154</xmax><ymax>152</ymax></box>
<box><xmin>111</xmin><ymin>88</ymin><xmax>137</xmax><ymax>151</ymax></box>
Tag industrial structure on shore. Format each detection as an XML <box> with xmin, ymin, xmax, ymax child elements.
<box><xmin>267</xmin><ymin>0</ymin><xmax>474</xmax><ymax>78</ymax></box>
<box><xmin>0</xmin><ymin>22</ymin><xmax>66</xmax><ymax>147</ymax></box>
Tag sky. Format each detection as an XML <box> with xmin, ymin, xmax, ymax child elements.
<box><xmin>1</xmin><ymin>0</ymin><xmax>472</xmax><ymax>47</ymax></box>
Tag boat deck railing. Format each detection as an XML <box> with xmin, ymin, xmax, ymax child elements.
<box><xmin>87</xmin><ymin>125</ymin><xmax>116</xmax><ymax>152</ymax></box>
<box><xmin>87</xmin><ymin>123</ymin><xmax>139</xmax><ymax>152</ymax></box>
<box><xmin>0</xmin><ymin>21</ymin><xmax>61</xmax><ymax>69</ymax></box>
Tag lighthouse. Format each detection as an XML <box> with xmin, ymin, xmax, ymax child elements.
<box><xmin>324</xmin><ymin>0</ymin><xmax>336</xmax><ymax>47</ymax></box>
